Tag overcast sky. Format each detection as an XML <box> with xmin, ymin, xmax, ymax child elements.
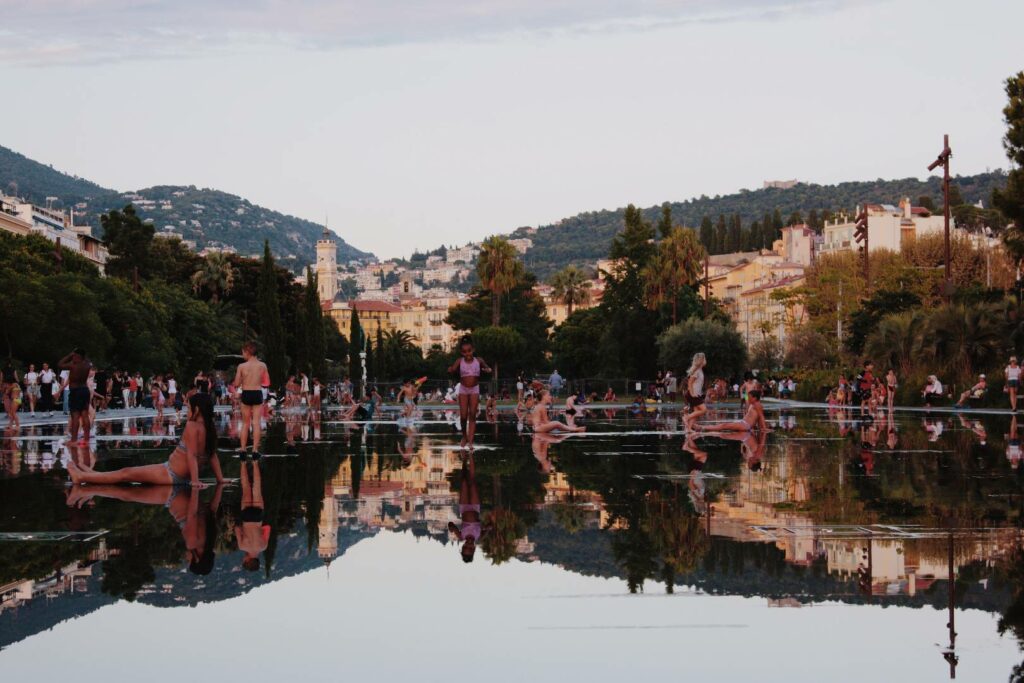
<box><xmin>0</xmin><ymin>0</ymin><xmax>1020</xmax><ymax>258</ymax></box>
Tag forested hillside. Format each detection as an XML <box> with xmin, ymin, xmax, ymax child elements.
<box><xmin>0</xmin><ymin>145</ymin><xmax>371</xmax><ymax>270</ymax></box>
<box><xmin>515</xmin><ymin>171</ymin><xmax>1008</xmax><ymax>279</ymax></box>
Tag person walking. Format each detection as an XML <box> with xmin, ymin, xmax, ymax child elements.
<box><xmin>24</xmin><ymin>363</ymin><xmax>39</xmax><ymax>416</ymax></box>
<box><xmin>39</xmin><ymin>362</ymin><xmax>55</xmax><ymax>416</ymax></box>
<box><xmin>448</xmin><ymin>336</ymin><xmax>492</xmax><ymax>448</ymax></box>
<box><xmin>1006</xmin><ymin>356</ymin><xmax>1021</xmax><ymax>412</ymax></box>
<box><xmin>683</xmin><ymin>353</ymin><xmax>707</xmax><ymax>431</ymax></box>
<box><xmin>885</xmin><ymin>369</ymin><xmax>898</xmax><ymax>413</ymax></box>
<box><xmin>549</xmin><ymin>368</ymin><xmax>564</xmax><ymax>398</ymax></box>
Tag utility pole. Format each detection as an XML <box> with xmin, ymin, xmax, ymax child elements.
<box><xmin>928</xmin><ymin>134</ymin><xmax>953</xmax><ymax>303</ymax></box>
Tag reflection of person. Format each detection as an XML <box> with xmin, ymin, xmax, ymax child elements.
<box><xmin>682</xmin><ymin>435</ymin><xmax>708</xmax><ymax>514</ymax></box>
<box><xmin>66</xmin><ymin>481</ymin><xmax>225</xmax><ymax>575</ymax></box>
<box><xmin>236</xmin><ymin>461</ymin><xmax>270</xmax><ymax>571</ymax></box>
<box><xmin>531</xmin><ymin>431</ymin><xmax>568</xmax><ymax>473</ymax></box>
<box><xmin>1007</xmin><ymin>416</ymin><xmax>1021</xmax><ymax>469</ymax></box>
<box><xmin>68</xmin><ymin>394</ymin><xmax>223</xmax><ymax>487</ymax></box>
<box><xmin>447</xmin><ymin>454</ymin><xmax>490</xmax><ymax>562</ymax></box>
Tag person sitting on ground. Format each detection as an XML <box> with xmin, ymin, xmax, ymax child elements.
<box><xmin>955</xmin><ymin>374</ymin><xmax>987</xmax><ymax>407</ymax></box>
<box><xmin>530</xmin><ymin>389</ymin><xmax>585</xmax><ymax>433</ymax></box>
<box><xmin>922</xmin><ymin>374</ymin><xmax>945</xmax><ymax>407</ymax></box>
<box><xmin>603</xmin><ymin>387</ymin><xmax>616</xmax><ymax>402</ymax></box>
<box><xmin>697</xmin><ymin>390</ymin><xmax>770</xmax><ymax>433</ymax></box>
<box><xmin>68</xmin><ymin>393</ymin><xmax>224</xmax><ymax>487</ymax></box>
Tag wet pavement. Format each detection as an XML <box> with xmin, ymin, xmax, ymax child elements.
<box><xmin>2</xmin><ymin>401</ymin><xmax>1024</xmax><ymax>681</ymax></box>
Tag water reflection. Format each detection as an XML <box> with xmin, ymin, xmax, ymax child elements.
<box><xmin>2</xmin><ymin>404</ymin><xmax>1024</xmax><ymax>679</ymax></box>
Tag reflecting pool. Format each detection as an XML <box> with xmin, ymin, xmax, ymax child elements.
<box><xmin>2</xmin><ymin>402</ymin><xmax>1024</xmax><ymax>682</ymax></box>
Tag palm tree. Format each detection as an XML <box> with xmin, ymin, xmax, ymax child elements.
<box><xmin>920</xmin><ymin>304</ymin><xmax>1008</xmax><ymax>381</ymax></box>
<box><xmin>865</xmin><ymin>311</ymin><xmax>925</xmax><ymax>377</ymax></box>
<box><xmin>642</xmin><ymin>227</ymin><xmax>705</xmax><ymax>325</ymax></box>
<box><xmin>549</xmin><ymin>265</ymin><xmax>592</xmax><ymax>317</ymax></box>
<box><xmin>191</xmin><ymin>251</ymin><xmax>235</xmax><ymax>304</ymax></box>
<box><xmin>476</xmin><ymin>236</ymin><xmax>522</xmax><ymax>326</ymax></box>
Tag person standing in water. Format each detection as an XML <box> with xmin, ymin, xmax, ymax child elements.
<box><xmin>447</xmin><ymin>336</ymin><xmax>491</xmax><ymax>448</ymax></box>
<box><xmin>59</xmin><ymin>349</ymin><xmax>93</xmax><ymax>444</ymax></box>
<box><xmin>234</xmin><ymin>342</ymin><xmax>268</xmax><ymax>459</ymax></box>
<box><xmin>683</xmin><ymin>352</ymin><xmax>707</xmax><ymax>431</ymax></box>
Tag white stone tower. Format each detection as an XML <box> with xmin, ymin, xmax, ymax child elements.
<box><xmin>316</xmin><ymin>227</ymin><xmax>338</xmax><ymax>302</ymax></box>
<box><xmin>318</xmin><ymin>485</ymin><xmax>339</xmax><ymax>566</ymax></box>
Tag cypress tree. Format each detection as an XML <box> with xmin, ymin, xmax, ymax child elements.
<box><xmin>374</xmin><ymin>326</ymin><xmax>385</xmax><ymax>381</ymax></box>
<box><xmin>257</xmin><ymin>240</ymin><xmax>288</xmax><ymax>387</ymax></box>
<box><xmin>728</xmin><ymin>214</ymin><xmax>742</xmax><ymax>253</ymax></box>
<box><xmin>714</xmin><ymin>215</ymin><xmax>727</xmax><ymax>254</ymax></box>
<box><xmin>364</xmin><ymin>333</ymin><xmax>375</xmax><ymax>389</ymax></box>
<box><xmin>348</xmin><ymin>308</ymin><xmax>363</xmax><ymax>385</ymax></box>
<box><xmin>657</xmin><ymin>202</ymin><xmax>673</xmax><ymax>239</ymax></box>
<box><xmin>304</xmin><ymin>267</ymin><xmax>327</xmax><ymax>378</ymax></box>
<box><xmin>699</xmin><ymin>216</ymin><xmax>713</xmax><ymax>251</ymax></box>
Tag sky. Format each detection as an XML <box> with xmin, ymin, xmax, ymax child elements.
<box><xmin>0</xmin><ymin>0</ymin><xmax>1021</xmax><ymax>258</ymax></box>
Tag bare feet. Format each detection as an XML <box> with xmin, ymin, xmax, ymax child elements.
<box><xmin>66</xmin><ymin>460</ymin><xmax>84</xmax><ymax>485</ymax></box>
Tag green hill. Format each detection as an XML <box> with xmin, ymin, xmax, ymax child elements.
<box><xmin>513</xmin><ymin>171</ymin><xmax>1009</xmax><ymax>280</ymax></box>
<box><xmin>0</xmin><ymin>145</ymin><xmax>371</xmax><ymax>270</ymax></box>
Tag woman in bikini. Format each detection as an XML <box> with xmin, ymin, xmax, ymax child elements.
<box><xmin>530</xmin><ymin>389</ymin><xmax>586</xmax><ymax>433</ymax></box>
<box><xmin>447</xmin><ymin>336</ymin><xmax>492</xmax><ymax>448</ymax></box>
<box><xmin>683</xmin><ymin>352</ymin><xmax>707</xmax><ymax>431</ymax></box>
<box><xmin>67</xmin><ymin>393</ymin><xmax>224</xmax><ymax>487</ymax></box>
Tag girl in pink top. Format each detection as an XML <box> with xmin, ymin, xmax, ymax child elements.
<box><xmin>448</xmin><ymin>336</ymin><xmax>491</xmax><ymax>448</ymax></box>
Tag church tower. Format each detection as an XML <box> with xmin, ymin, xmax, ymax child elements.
<box><xmin>318</xmin><ymin>485</ymin><xmax>339</xmax><ymax>566</ymax></box>
<box><xmin>316</xmin><ymin>227</ymin><xmax>338</xmax><ymax>302</ymax></box>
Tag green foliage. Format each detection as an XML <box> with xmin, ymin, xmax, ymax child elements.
<box><xmin>257</xmin><ymin>241</ymin><xmax>289</xmax><ymax>386</ymax></box>
<box><xmin>996</xmin><ymin>72</ymin><xmax>1024</xmax><ymax>261</ymax></box>
<box><xmin>476</xmin><ymin>235</ymin><xmax>524</xmax><ymax>326</ymax></box>
<box><xmin>101</xmin><ymin>205</ymin><xmax>154</xmax><ymax>280</ymax></box>
<box><xmin>749</xmin><ymin>337</ymin><xmax>784</xmax><ymax>370</ymax></box>
<box><xmin>472</xmin><ymin>326</ymin><xmax>525</xmax><ymax>377</ymax></box>
<box><xmin>446</xmin><ymin>272</ymin><xmax>551</xmax><ymax>374</ymax></box>
<box><xmin>782</xmin><ymin>326</ymin><xmax>837</xmax><ymax>369</ymax></box>
<box><xmin>551</xmin><ymin>308</ymin><xmax>606</xmax><ymax>378</ymax></box>
<box><xmin>600</xmin><ymin>205</ymin><xmax>659</xmax><ymax>378</ymax></box>
<box><xmin>845</xmin><ymin>290</ymin><xmax>922</xmax><ymax>355</ymax></box>
<box><xmin>348</xmin><ymin>309</ymin><xmax>363</xmax><ymax>382</ymax></box>
<box><xmin>656</xmin><ymin>319</ymin><xmax>747</xmax><ymax>379</ymax></box>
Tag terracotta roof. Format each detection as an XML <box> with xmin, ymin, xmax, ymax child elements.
<box><xmin>351</xmin><ymin>300</ymin><xmax>402</xmax><ymax>313</ymax></box>
<box><xmin>741</xmin><ymin>275</ymin><xmax>804</xmax><ymax>296</ymax></box>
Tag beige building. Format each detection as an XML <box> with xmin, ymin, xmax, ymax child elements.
<box><xmin>324</xmin><ymin>296</ymin><xmax>463</xmax><ymax>354</ymax></box>
<box><xmin>0</xmin><ymin>196</ymin><xmax>108</xmax><ymax>272</ymax></box>
<box><xmin>820</xmin><ymin>198</ymin><xmax>949</xmax><ymax>255</ymax></box>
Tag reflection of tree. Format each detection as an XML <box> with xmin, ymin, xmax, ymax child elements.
<box><xmin>481</xmin><ymin>508</ymin><xmax>526</xmax><ymax>565</ymax></box>
<box><xmin>644</xmin><ymin>492</ymin><xmax>710</xmax><ymax>593</ymax></box>
<box><xmin>551</xmin><ymin>485</ymin><xmax>587</xmax><ymax>534</ymax></box>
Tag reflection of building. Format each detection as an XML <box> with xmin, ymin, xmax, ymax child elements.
<box><xmin>1</xmin><ymin>540</ymin><xmax>116</xmax><ymax>615</ymax></box>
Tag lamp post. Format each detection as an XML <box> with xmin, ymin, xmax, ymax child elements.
<box><xmin>928</xmin><ymin>134</ymin><xmax>953</xmax><ymax>303</ymax></box>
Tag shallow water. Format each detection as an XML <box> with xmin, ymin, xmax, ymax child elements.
<box><xmin>2</xmin><ymin>403</ymin><xmax>1024</xmax><ymax>682</ymax></box>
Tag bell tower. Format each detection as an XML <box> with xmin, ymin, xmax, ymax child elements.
<box><xmin>316</xmin><ymin>226</ymin><xmax>337</xmax><ymax>302</ymax></box>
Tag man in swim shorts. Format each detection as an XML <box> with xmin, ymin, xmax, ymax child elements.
<box><xmin>59</xmin><ymin>348</ymin><xmax>93</xmax><ymax>444</ymax></box>
<box><xmin>233</xmin><ymin>342</ymin><xmax>268</xmax><ymax>459</ymax></box>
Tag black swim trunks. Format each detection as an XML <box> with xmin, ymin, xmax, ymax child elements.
<box><xmin>241</xmin><ymin>506</ymin><xmax>263</xmax><ymax>523</ymax></box>
<box><xmin>686</xmin><ymin>393</ymin><xmax>705</xmax><ymax>408</ymax></box>
<box><xmin>68</xmin><ymin>386</ymin><xmax>91</xmax><ymax>412</ymax></box>
<box><xmin>241</xmin><ymin>389</ymin><xmax>263</xmax><ymax>406</ymax></box>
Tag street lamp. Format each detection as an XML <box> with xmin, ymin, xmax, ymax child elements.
<box><xmin>928</xmin><ymin>134</ymin><xmax>953</xmax><ymax>303</ymax></box>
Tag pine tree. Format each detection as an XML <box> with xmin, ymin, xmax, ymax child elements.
<box><xmin>257</xmin><ymin>241</ymin><xmax>288</xmax><ymax>387</ymax></box>
<box><xmin>995</xmin><ymin>71</ymin><xmax>1024</xmax><ymax>261</ymax></box>
<box><xmin>657</xmin><ymin>202</ymin><xmax>673</xmax><ymax>239</ymax></box>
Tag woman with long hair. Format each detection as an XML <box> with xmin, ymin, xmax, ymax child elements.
<box><xmin>68</xmin><ymin>393</ymin><xmax>224</xmax><ymax>487</ymax></box>
<box><xmin>683</xmin><ymin>352</ymin><xmax>707</xmax><ymax>431</ymax></box>
<box><xmin>447</xmin><ymin>336</ymin><xmax>492</xmax><ymax>448</ymax></box>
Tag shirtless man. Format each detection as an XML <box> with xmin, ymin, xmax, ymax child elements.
<box><xmin>233</xmin><ymin>342</ymin><xmax>268</xmax><ymax>458</ymax></box>
<box><xmin>59</xmin><ymin>348</ymin><xmax>93</xmax><ymax>444</ymax></box>
<box><xmin>698</xmin><ymin>390</ymin><xmax>770</xmax><ymax>432</ymax></box>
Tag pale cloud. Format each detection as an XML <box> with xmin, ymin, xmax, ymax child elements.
<box><xmin>0</xmin><ymin>0</ymin><xmax>859</xmax><ymax>65</ymax></box>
